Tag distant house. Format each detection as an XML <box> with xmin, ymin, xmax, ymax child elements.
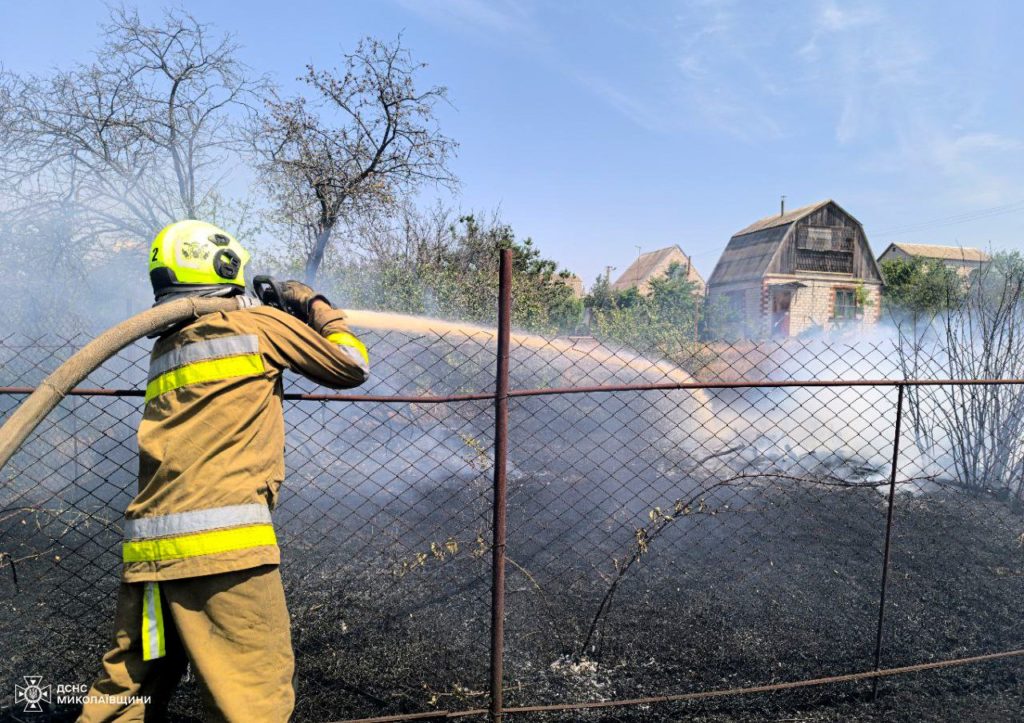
<box><xmin>611</xmin><ymin>245</ymin><xmax>706</xmax><ymax>296</ymax></box>
<box><xmin>877</xmin><ymin>242</ymin><xmax>989</xmax><ymax>277</ymax></box>
<box><xmin>707</xmin><ymin>200</ymin><xmax>883</xmax><ymax>338</ymax></box>
<box><xmin>564</xmin><ymin>274</ymin><xmax>586</xmax><ymax>299</ymax></box>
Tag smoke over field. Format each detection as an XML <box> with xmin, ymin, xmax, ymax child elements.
<box><xmin>0</xmin><ymin>314</ymin><xmax>1022</xmax><ymax>722</ymax></box>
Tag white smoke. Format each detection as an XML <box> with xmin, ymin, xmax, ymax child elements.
<box><xmin>706</xmin><ymin>323</ymin><xmax>955</xmax><ymax>494</ymax></box>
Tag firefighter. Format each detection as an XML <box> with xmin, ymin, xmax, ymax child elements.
<box><xmin>78</xmin><ymin>220</ymin><xmax>369</xmax><ymax>722</ymax></box>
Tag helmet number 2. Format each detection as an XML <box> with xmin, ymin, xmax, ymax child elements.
<box><xmin>151</xmin><ymin>247</ymin><xmax>159</xmax><ymax>262</ymax></box>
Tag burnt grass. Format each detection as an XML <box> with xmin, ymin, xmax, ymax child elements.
<box><xmin>3</xmin><ymin>474</ymin><xmax>1021</xmax><ymax>722</ymax></box>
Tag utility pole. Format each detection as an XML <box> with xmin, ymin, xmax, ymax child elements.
<box><xmin>780</xmin><ymin>195</ymin><xmax>786</xmax><ymax>217</ymax></box>
<box><xmin>634</xmin><ymin>245</ymin><xmax>642</xmax><ymax>288</ymax></box>
<box><xmin>604</xmin><ymin>265</ymin><xmax>616</xmax><ymax>284</ymax></box>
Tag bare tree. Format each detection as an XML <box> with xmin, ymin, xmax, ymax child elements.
<box><xmin>250</xmin><ymin>36</ymin><xmax>457</xmax><ymax>283</ymax></box>
<box><xmin>0</xmin><ymin>6</ymin><xmax>262</xmax><ymax>243</ymax></box>
<box><xmin>350</xmin><ymin>201</ymin><xmax>454</xmax><ymax>269</ymax></box>
<box><xmin>894</xmin><ymin>253</ymin><xmax>1024</xmax><ymax>504</ymax></box>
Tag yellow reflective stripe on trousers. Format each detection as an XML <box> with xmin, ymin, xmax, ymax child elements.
<box><xmin>144</xmin><ymin>354</ymin><xmax>265</xmax><ymax>402</ymax></box>
<box><xmin>326</xmin><ymin>331</ymin><xmax>369</xmax><ymax>368</ymax></box>
<box><xmin>142</xmin><ymin>582</ymin><xmax>165</xmax><ymax>661</ymax></box>
<box><xmin>122</xmin><ymin>524</ymin><xmax>278</xmax><ymax>563</ymax></box>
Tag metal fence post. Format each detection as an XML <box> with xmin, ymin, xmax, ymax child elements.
<box><xmin>872</xmin><ymin>382</ymin><xmax>905</xmax><ymax>700</ymax></box>
<box><xmin>489</xmin><ymin>249</ymin><xmax>512</xmax><ymax>723</ymax></box>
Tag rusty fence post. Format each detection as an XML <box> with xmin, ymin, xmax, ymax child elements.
<box><xmin>489</xmin><ymin>249</ymin><xmax>512</xmax><ymax>723</ymax></box>
<box><xmin>872</xmin><ymin>382</ymin><xmax>905</xmax><ymax>700</ymax></box>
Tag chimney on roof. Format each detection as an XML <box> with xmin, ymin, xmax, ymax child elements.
<box><xmin>780</xmin><ymin>195</ymin><xmax>786</xmax><ymax>217</ymax></box>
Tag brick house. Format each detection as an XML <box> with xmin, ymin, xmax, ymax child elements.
<box><xmin>611</xmin><ymin>245</ymin><xmax>706</xmax><ymax>296</ymax></box>
<box><xmin>706</xmin><ymin>200</ymin><xmax>883</xmax><ymax>338</ymax></box>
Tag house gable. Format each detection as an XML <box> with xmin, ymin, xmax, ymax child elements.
<box><xmin>765</xmin><ymin>200</ymin><xmax>883</xmax><ymax>283</ymax></box>
<box><xmin>710</xmin><ymin>199</ymin><xmax>882</xmax><ymax>287</ymax></box>
<box><xmin>612</xmin><ymin>245</ymin><xmax>704</xmax><ymax>294</ymax></box>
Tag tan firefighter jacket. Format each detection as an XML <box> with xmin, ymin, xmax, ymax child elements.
<box><xmin>121</xmin><ymin>299</ymin><xmax>369</xmax><ymax>583</ymax></box>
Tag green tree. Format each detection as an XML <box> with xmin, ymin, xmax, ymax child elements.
<box><xmin>301</xmin><ymin>208</ymin><xmax>582</xmax><ymax>334</ymax></box>
<box><xmin>431</xmin><ymin>215</ymin><xmax>581</xmax><ymax>333</ymax></box>
<box><xmin>613</xmin><ymin>286</ymin><xmax>643</xmax><ymax>310</ymax></box>
<box><xmin>588</xmin><ymin>262</ymin><xmax>702</xmax><ymax>361</ymax></box>
<box><xmin>585</xmin><ymin>274</ymin><xmax>615</xmax><ymax>312</ymax></box>
<box><xmin>880</xmin><ymin>256</ymin><xmax>964</xmax><ymax>322</ymax></box>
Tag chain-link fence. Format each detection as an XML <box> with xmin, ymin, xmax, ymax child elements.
<box><xmin>1</xmin><ymin>268</ymin><xmax>1022</xmax><ymax>721</ymax></box>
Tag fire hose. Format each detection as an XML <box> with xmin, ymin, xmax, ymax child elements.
<box><xmin>0</xmin><ymin>296</ymin><xmax>243</xmax><ymax>473</ymax></box>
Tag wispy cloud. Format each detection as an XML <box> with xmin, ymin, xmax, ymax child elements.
<box><xmin>669</xmin><ymin>0</ymin><xmax>795</xmax><ymax>141</ymax></box>
<box><xmin>571</xmin><ymin>73</ymin><xmax>668</xmax><ymax>133</ymax></box>
<box><xmin>882</xmin><ymin>127</ymin><xmax>1024</xmax><ymax>205</ymax></box>
<box><xmin>397</xmin><ymin>0</ymin><xmax>1024</xmax><ymax>202</ymax></box>
<box><xmin>395</xmin><ymin>0</ymin><xmax>681</xmax><ymax>133</ymax></box>
<box><xmin>394</xmin><ymin>0</ymin><xmax>538</xmax><ymax>40</ymax></box>
<box><xmin>805</xmin><ymin>0</ymin><xmax>881</xmax><ymax>43</ymax></box>
<box><xmin>797</xmin><ymin>1</ymin><xmax>928</xmax><ymax>144</ymax></box>
<box><xmin>790</xmin><ymin>1</ymin><xmax>1023</xmax><ymax>202</ymax></box>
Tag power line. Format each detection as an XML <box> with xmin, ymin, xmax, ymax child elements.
<box><xmin>871</xmin><ymin>199</ymin><xmax>1024</xmax><ymax>236</ymax></box>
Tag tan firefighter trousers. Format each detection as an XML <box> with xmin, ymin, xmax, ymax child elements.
<box><xmin>78</xmin><ymin>564</ymin><xmax>294</xmax><ymax>723</ymax></box>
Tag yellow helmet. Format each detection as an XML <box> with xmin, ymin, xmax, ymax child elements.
<box><xmin>149</xmin><ymin>220</ymin><xmax>251</xmax><ymax>303</ymax></box>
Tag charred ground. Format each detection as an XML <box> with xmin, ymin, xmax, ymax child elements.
<box><xmin>2</xmin><ymin>479</ymin><xmax>1020</xmax><ymax>722</ymax></box>
<box><xmin>1</xmin><ymin>331</ymin><xmax>1021</xmax><ymax>721</ymax></box>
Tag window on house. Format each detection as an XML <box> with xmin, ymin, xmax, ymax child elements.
<box><xmin>797</xmin><ymin>227</ymin><xmax>855</xmax><ymax>252</ymax></box>
<box><xmin>833</xmin><ymin>288</ymin><xmax>859</xmax><ymax>323</ymax></box>
<box><xmin>796</xmin><ymin>250</ymin><xmax>854</xmax><ymax>273</ymax></box>
<box><xmin>795</xmin><ymin>226</ymin><xmax>855</xmax><ymax>273</ymax></box>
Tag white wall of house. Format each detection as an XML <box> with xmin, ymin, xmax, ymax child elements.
<box><xmin>708</xmin><ymin>276</ymin><xmax>882</xmax><ymax>338</ymax></box>
<box><xmin>769</xmin><ymin>276</ymin><xmax>882</xmax><ymax>336</ymax></box>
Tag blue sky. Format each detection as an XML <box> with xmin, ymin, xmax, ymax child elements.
<box><xmin>3</xmin><ymin>1</ymin><xmax>1023</xmax><ymax>287</ymax></box>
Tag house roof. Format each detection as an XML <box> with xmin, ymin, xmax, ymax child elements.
<box><xmin>730</xmin><ymin>199</ymin><xmax>835</xmax><ymax>237</ymax></box>
<box><xmin>611</xmin><ymin>245</ymin><xmax>704</xmax><ymax>292</ymax></box>
<box><xmin>707</xmin><ymin>224</ymin><xmax>791</xmax><ymax>286</ymax></box>
<box><xmin>881</xmin><ymin>243</ymin><xmax>990</xmax><ymax>263</ymax></box>
<box><xmin>709</xmin><ymin>199</ymin><xmax>873</xmax><ymax>286</ymax></box>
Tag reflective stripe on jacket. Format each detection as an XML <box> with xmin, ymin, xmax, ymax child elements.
<box><xmin>122</xmin><ymin>303</ymin><xmax>368</xmax><ymax>582</ymax></box>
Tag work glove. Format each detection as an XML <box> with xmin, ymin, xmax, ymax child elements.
<box><xmin>279</xmin><ymin>280</ymin><xmax>331</xmax><ymax>324</ymax></box>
